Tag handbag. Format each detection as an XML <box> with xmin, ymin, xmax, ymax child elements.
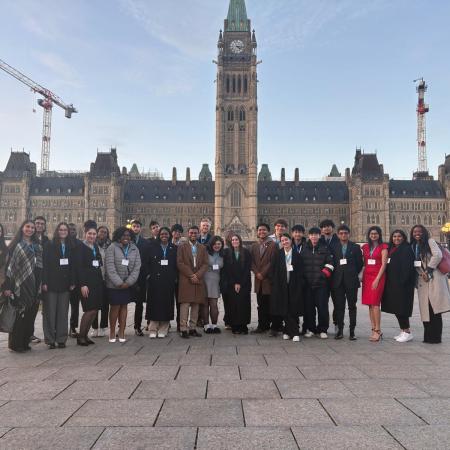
<box><xmin>437</xmin><ymin>245</ymin><xmax>450</xmax><ymax>275</ymax></box>
<box><xmin>0</xmin><ymin>295</ymin><xmax>17</xmax><ymax>333</ymax></box>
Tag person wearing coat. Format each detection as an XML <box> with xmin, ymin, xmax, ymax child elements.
<box><xmin>0</xmin><ymin>223</ymin><xmax>7</xmax><ymax>289</ymax></box>
<box><xmin>270</xmin><ymin>234</ymin><xmax>303</xmax><ymax>342</ymax></box>
<box><xmin>105</xmin><ymin>226</ymin><xmax>141</xmax><ymax>343</ymax></box>
<box><xmin>381</xmin><ymin>230</ymin><xmax>416</xmax><ymax>343</ymax></box>
<box><xmin>411</xmin><ymin>225</ymin><xmax>450</xmax><ymax>344</ymax></box>
<box><xmin>2</xmin><ymin>220</ymin><xmax>43</xmax><ymax>353</ymax></box>
<box><xmin>41</xmin><ymin>222</ymin><xmax>76</xmax><ymax>349</ymax></box>
<box><xmin>250</xmin><ymin>223</ymin><xmax>278</xmax><ymax>334</ymax></box>
<box><xmin>75</xmin><ymin>220</ymin><xmax>104</xmax><ymax>346</ymax></box>
<box><xmin>331</xmin><ymin>224</ymin><xmax>364</xmax><ymax>340</ymax></box>
<box><xmin>223</xmin><ymin>234</ymin><xmax>252</xmax><ymax>334</ymax></box>
<box><xmin>146</xmin><ymin>227</ymin><xmax>177</xmax><ymax>338</ymax></box>
<box><xmin>176</xmin><ymin>225</ymin><xmax>209</xmax><ymax>338</ymax></box>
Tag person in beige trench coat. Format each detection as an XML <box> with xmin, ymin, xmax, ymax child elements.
<box><xmin>411</xmin><ymin>225</ymin><xmax>450</xmax><ymax>343</ymax></box>
<box><xmin>177</xmin><ymin>226</ymin><xmax>208</xmax><ymax>338</ymax></box>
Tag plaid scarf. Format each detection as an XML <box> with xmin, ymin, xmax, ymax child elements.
<box><xmin>6</xmin><ymin>241</ymin><xmax>42</xmax><ymax>310</ymax></box>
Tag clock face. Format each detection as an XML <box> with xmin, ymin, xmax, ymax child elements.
<box><xmin>230</xmin><ymin>40</ymin><xmax>244</xmax><ymax>54</ymax></box>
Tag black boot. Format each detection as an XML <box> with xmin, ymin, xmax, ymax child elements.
<box><xmin>349</xmin><ymin>329</ymin><xmax>357</xmax><ymax>341</ymax></box>
<box><xmin>335</xmin><ymin>327</ymin><xmax>344</xmax><ymax>340</ymax></box>
<box><xmin>77</xmin><ymin>337</ymin><xmax>89</xmax><ymax>346</ymax></box>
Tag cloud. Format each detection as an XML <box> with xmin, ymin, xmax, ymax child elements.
<box><xmin>33</xmin><ymin>51</ymin><xmax>82</xmax><ymax>89</ymax></box>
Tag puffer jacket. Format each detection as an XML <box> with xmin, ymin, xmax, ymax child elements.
<box><xmin>299</xmin><ymin>241</ymin><xmax>334</xmax><ymax>288</ymax></box>
<box><xmin>105</xmin><ymin>241</ymin><xmax>141</xmax><ymax>289</ymax></box>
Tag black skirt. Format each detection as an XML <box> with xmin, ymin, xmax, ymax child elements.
<box><xmin>108</xmin><ymin>288</ymin><xmax>132</xmax><ymax>306</ymax></box>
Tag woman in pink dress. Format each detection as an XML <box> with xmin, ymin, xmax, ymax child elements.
<box><xmin>362</xmin><ymin>226</ymin><xmax>388</xmax><ymax>342</ymax></box>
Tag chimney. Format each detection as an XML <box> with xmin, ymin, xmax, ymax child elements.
<box><xmin>294</xmin><ymin>168</ymin><xmax>299</xmax><ymax>186</ymax></box>
<box><xmin>186</xmin><ymin>167</ymin><xmax>191</xmax><ymax>186</ymax></box>
<box><xmin>281</xmin><ymin>168</ymin><xmax>286</xmax><ymax>186</ymax></box>
<box><xmin>172</xmin><ymin>167</ymin><xmax>177</xmax><ymax>185</ymax></box>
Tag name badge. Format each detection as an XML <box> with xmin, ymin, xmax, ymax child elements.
<box><xmin>121</xmin><ymin>259</ymin><xmax>129</xmax><ymax>266</ymax></box>
<box><xmin>92</xmin><ymin>260</ymin><xmax>99</xmax><ymax>267</ymax></box>
<box><xmin>414</xmin><ymin>261</ymin><xmax>422</xmax><ymax>268</ymax></box>
<box><xmin>60</xmin><ymin>258</ymin><xmax>69</xmax><ymax>266</ymax></box>
<box><xmin>287</xmin><ymin>264</ymin><xmax>294</xmax><ymax>272</ymax></box>
<box><xmin>387</xmin><ymin>258</ymin><xmax>391</xmax><ymax>264</ymax></box>
<box><xmin>213</xmin><ymin>264</ymin><xmax>220</xmax><ymax>271</ymax></box>
<box><xmin>340</xmin><ymin>259</ymin><xmax>347</xmax><ymax>265</ymax></box>
<box><xmin>160</xmin><ymin>259</ymin><xmax>169</xmax><ymax>266</ymax></box>
<box><xmin>368</xmin><ymin>259</ymin><xmax>376</xmax><ymax>266</ymax></box>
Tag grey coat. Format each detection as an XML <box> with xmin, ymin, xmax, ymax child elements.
<box><xmin>105</xmin><ymin>242</ymin><xmax>141</xmax><ymax>289</ymax></box>
<box><xmin>204</xmin><ymin>253</ymin><xmax>224</xmax><ymax>299</ymax></box>
<box><xmin>416</xmin><ymin>238</ymin><xmax>450</xmax><ymax>322</ymax></box>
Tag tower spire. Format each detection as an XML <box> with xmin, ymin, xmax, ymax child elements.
<box><xmin>226</xmin><ymin>0</ymin><xmax>249</xmax><ymax>31</ymax></box>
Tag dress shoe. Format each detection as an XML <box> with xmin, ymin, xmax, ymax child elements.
<box><xmin>48</xmin><ymin>343</ymin><xmax>56</xmax><ymax>349</ymax></box>
<box><xmin>77</xmin><ymin>337</ymin><xmax>89</xmax><ymax>346</ymax></box>
<box><xmin>335</xmin><ymin>328</ymin><xmax>344</xmax><ymax>340</ymax></box>
<box><xmin>251</xmin><ymin>327</ymin><xmax>266</xmax><ymax>334</ymax></box>
<box><xmin>349</xmin><ymin>330</ymin><xmax>357</xmax><ymax>341</ymax></box>
<box><xmin>58</xmin><ymin>343</ymin><xmax>66</xmax><ymax>348</ymax></box>
<box><xmin>86</xmin><ymin>337</ymin><xmax>95</xmax><ymax>345</ymax></box>
<box><xmin>181</xmin><ymin>331</ymin><xmax>189</xmax><ymax>339</ymax></box>
<box><xmin>189</xmin><ymin>330</ymin><xmax>202</xmax><ymax>337</ymax></box>
<box><xmin>268</xmin><ymin>329</ymin><xmax>278</xmax><ymax>337</ymax></box>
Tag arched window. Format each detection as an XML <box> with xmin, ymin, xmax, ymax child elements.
<box><xmin>226</xmin><ymin>76</ymin><xmax>230</xmax><ymax>93</ymax></box>
<box><xmin>239</xmin><ymin>109</ymin><xmax>246</xmax><ymax>121</ymax></box>
<box><xmin>244</xmin><ymin>76</ymin><xmax>248</xmax><ymax>93</ymax></box>
<box><xmin>230</xmin><ymin>185</ymin><xmax>242</xmax><ymax>208</ymax></box>
<box><xmin>406</xmin><ymin>216</ymin><xmax>410</xmax><ymax>225</ymax></box>
<box><xmin>232</xmin><ymin>75</ymin><xmax>236</xmax><ymax>93</ymax></box>
<box><xmin>238</xmin><ymin>75</ymin><xmax>241</xmax><ymax>93</ymax></box>
<box><xmin>429</xmin><ymin>215</ymin><xmax>432</xmax><ymax>225</ymax></box>
<box><xmin>367</xmin><ymin>215</ymin><xmax>370</xmax><ymax>224</ymax></box>
<box><xmin>376</xmin><ymin>215</ymin><xmax>379</xmax><ymax>223</ymax></box>
<box><xmin>227</xmin><ymin>110</ymin><xmax>234</xmax><ymax>121</ymax></box>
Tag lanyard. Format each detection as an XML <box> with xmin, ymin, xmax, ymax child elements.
<box><xmin>234</xmin><ymin>250</ymin><xmax>240</xmax><ymax>261</ymax></box>
<box><xmin>415</xmin><ymin>244</ymin><xmax>420</xmax><ymax>260</ymax></box>
<box><xmin>92</xmin><ymin>245</ymin><xmax>96</xmax><ymax>258</ymax></box>
<box><xmin>123</xmin><ymin>244</ymin><xmax>129</xmax><ymax>259</ymax></box>
<box><xmin>161</xmin><ymin>245</ymin><xmax>168</xmax><ymax>259</ymax></box>
<box><xmin>61</xmin><ymin>243</ymin><xmax>66</xmax><ymax>258</ymax></box>
<box><xmin>369</xmin><ymin>245</ymin><xmax>377</xmax><ymax>257</ymax></box>
<box><xmin>342</xmin><ymin>244</ymin><xmax>347</xmax><ymax>257</ymax></box>
<box><xmin>191</xmin><ymin>243</ymin><xmax>197</xmax><ymax>256</ymax></box>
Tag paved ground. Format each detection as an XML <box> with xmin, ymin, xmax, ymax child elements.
<box><xmin>0</xmin><ymin>295</ymin><xmax>450</xmax><ymax>449</ymax></box>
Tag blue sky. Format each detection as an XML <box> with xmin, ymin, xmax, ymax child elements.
<box><xmin>1</xmin><ymin>0</ymin><xmax>449</xmax><ymax>180</ymax></box>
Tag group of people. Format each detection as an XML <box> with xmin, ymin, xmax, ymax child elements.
<box><xmin>0</xmin><ymin>215</ymin><xmax>449</xmax><ymax>353</ymax></box>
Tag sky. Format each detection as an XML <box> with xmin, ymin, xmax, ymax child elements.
<box><xmin>1</xmin><ymin>0</ymin><xmax>450</xmax><ymax>180</ymax></box>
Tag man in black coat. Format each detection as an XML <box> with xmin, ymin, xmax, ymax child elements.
<box><xmin>131</xmin><ymin>220</ymin><xmax>150</xmax><ymax>336</ymax></box>
<box><xmin>331</xmin><ymin>224</ymin><xmax>363</xmax><ymax>340</ymax></box>
<box><xmin>300</xmin><ymin>227</ymin><xmax>334</xmax><ymax>339</ymax></box>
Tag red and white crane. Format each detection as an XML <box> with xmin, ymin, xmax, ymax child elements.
<box><xmin>0</xmin><ymin>58</ymin><xmax>77</xmax><ymax>172</ymax></box>
<box><xmin>414</xmin><ymin>77</ymin><xmax>429</xmax><ymax>175</ymax></box>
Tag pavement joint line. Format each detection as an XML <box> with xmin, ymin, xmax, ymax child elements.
<box><xmin>0</xmin><ymin>428</ymin><xmax>12</xmax><ymax>439</ymax></box>
<box><xmin>317</xmin><ymin>398</ymin><xmax>338</xmax><ymax>426</ymax></box>
<box><xmin>193</xmin><ymin>427</ymin><xmax>199</xmax><ymax>450</ymax></box>
<box><xmin>59</xmin><ymin>399</ymin><xmax>89</xmax><ymax>427</ymax></box>
<box><xmin>51</xmin><ymin>379</ymin><xmax>77</xmax><ymax>400</ymax></box>
<box><xmin>173</xmin><ymin>366</ymin><xmax>182</xmax><ymax>381</ymax></box>
<box><xmin>205</xmin><ymin>380</ymin><xmax>209</xmax><ymax>399</ymax></box>
<box><xmin>262</xmin><ymin>354</ymin><xmax>269</xmax><ymax>366</ymax></box>
<box><xmin>35</xmin><ymin>355</ymin><xmax>57</xmax><ymax>368</ymax></box>
<box><xmin>133</xmin><ymin>345</ymin><xmax>144</xmax><ymax>355</ymax></box>
<box><xmin>296</xmin><ymin>366</ymin><xmax>306</xmax><ymax>379</ymax></box>
<box><xmin>234</xmin><ymin>346</ymin><xmax>238</xmax><ymax>355</ymax></box>
<box><xmin>272</xmin><ymin>379</ymin><xmax>283</xmax><ymax>399</ymax></box>
<box><xmin>381</xmin><ymin>424</ymin><xmax>408</xmax><ymax>449</ymax></box>
<box><xmin>289</xmin><ymin>426</ymin><xmax>301</xmax><ymax>450</ymax></box>
<box><xmin>209</xmin><ymin>353</ymin><xmax>212</xmax><ymax>366</ymax></box>
<box><xmin>89</xmin><ymin>426</ymin><xmax>106</xmax><ymax>450</ymax></box>
<box><xmin>128</xmin><ymin>380</ymin><xmax>142</xmax><ymax>399</ymax></box>
<box><xmin>95</xmin><ymin>355</ymin><xmax>110</xmax><ymax>366</ymax></box>
<box><xmin>152</xmin><ymin>399</ymin><xmax>165</xmax><ymax>427</ymax></box>
<box><xmin>394</xmin><ymin>397</ymin><xmax>430</xmax><ymax>425</ymax></box>
<box><xmin>240</xmin><ymin>399</ymin><xmax>246</xmax><ymax>427</ymax></box>
<box><xmin>152</xmin><ymin>355</ymin><xmax>160</xmax><ymax>366</ymax></box>
<box><xmin>107</xmin><ymin>365</ymin><xmax>124</xmax><ymax>381</ymax></box>
<box><xmin>186</xmin><ymin>345</ymin><xmax>192</xmax><ymax>355</ymax></box>
<box><xmin>238</xmin><ymin>366</ymin><xmax>242</xmax><ymax>381</ymax></box>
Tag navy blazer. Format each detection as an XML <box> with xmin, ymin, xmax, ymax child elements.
<box><xmin>331</xmin><ymin>240</ymin><xmax>364</xmax><ymax>289</ymax></box>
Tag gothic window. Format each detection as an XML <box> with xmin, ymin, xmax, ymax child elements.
<box><xmin>376</xmin><ymin>215</ymin><xmax>379</xmax><ymax>223</ymax></box>
<box><xmin>367</xmin><ymin>215</ymin><xmax>370</xmax><ymax>224</ymax></box>
<box><xmin>424</xmin><ymin>216</ymin><xmax>428</xmax><ymax>225</ymax></box>
<box><xmin>230</xmin><ymin>185</ymin><xmax>242</xmax><ymax>208</ymax></box>
<box><xmin>227</xmin><ymin>110</ymin><xmax>234</xmax><ymax>121</ymax></box>
<box><xmin>226</xmin><ymin>76</ymin><xmax>230</xmax><ymax>93</ymax></box>
<box><xmin>238</xmin><ymin>75</ymin><xmax>241</xmax><ymax>93</ymax></box>
<box><xmin>244</xmin><ymin>76</ymin><xmax>248</xmax><ymax>93</ymax></box>
<box><xmin>392</xmin><ymin>215</ymin><xmax>396</xmax><ymax>225</ymax></box>
<box><xmin>406</xmin><ymin>216</ymin><xmax>410</xmax><ymax>225</ymax></box>
<box><xmin>232</xmin><ymin>75</ymin><xmax>236</xmax><ymax>93</ymax></box>
<box><xmin>239</xmin><ymin>109</ymin><xmax>246</xmax><ymax>121</ymax></box>
<box><xmin>429</xmin><ymin>215</ymin><xmax>432</xmax><ymax>225</ymax></box>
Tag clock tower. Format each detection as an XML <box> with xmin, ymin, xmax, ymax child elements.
<box><xmin>214</xmin><ymin>0</ymin><xmax>258</xmax><ymax>240</ymax></box>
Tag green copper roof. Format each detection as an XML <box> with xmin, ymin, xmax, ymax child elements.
<box><xmin>226</xmin><ymin>0</ymin><xmax>249</xmax><ymax>32</ymax></box>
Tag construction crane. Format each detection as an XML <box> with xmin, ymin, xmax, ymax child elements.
<box><xmin>0</xmin><ymin>58</ymin><xmax>77</xmax><ymax>172</ymax></box>
<box><xmin>413</xmin><ymin>77</ymin><xmax>429</xmax><ymax>175</ymax></box>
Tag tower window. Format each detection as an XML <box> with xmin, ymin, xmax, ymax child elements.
<box><xmin>238</xmin><ymin>75</ymin><xmax>241</xmax><ymax>93</ymax></box>
<box><xmin>231</xmin><ymin>185</ymin><xmax>242</xmax><ymax>208</ymax></box>
<box><xmin>244</xmin><ymin>76</ymin><xmax>248</xmax><ymax>93</ymax></box>
<box><xmin>227</xmin><ymin>110</ymin><xmax>234</xmax><ymax>121</ymax></box>
<box><xmin>239</xmin><ymin>109</ymin><xmax>246</xmax><ymax>121</ymax></box>
<box><xmin>232</xmin><ymin>75</ymin><xmax>236</xmax><ymax>93</ymax></box>
<box><xmin>226</xmin><ymin>76</ymin><xmax>230</xmax><ymax>93</ymax></box>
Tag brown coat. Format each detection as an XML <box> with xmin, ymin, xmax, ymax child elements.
<box><xmin>250</xmin><ymin>239</ymin><xmax>277</xmax><ymax>295</ymax></box>
<box><xmin>177</xmin><ymin>242</ymin><xmax>209</xmax><ymax>304</ymax></box>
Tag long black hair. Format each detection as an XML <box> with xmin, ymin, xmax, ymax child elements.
<box><xmin>366</xmin><ymin>226</ymin><xmax>383</xmax><ymax>249</ymax></box>
<box><xmin>207</xmin><ymin>235</ymin><xmax>224</xmax><ymax>256</ymax></box>
<box><xmin>8</xmin><ymin>220</ymin><xmax>39</xmax><ymax>254</ymax></box>
<box><xmin>388</xmin><ymin>229</ymin><xmax>408</xmax><ymax>250</ymax></box>
<box><xmin>52</xmin><ymin>222</ymin><xmax>75</xmax><ymax>248</ymax></box>
<box><xmin>410</xmin><ymin>224</ymin><xmax>431</xmax><ymax>257</ymax></box>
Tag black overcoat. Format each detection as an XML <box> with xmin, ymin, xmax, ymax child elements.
<box><xmin>381</xmin><ymin>242</ymin><xmax>415</xmax><ymax>317</ymax></box>
<box><xmin>270</xmin><ymin>248</ymin><xmax>304</xmax><ymax>317</ymax></box>
<box><xmin>146</xmin><ymin>242</ymin><xmax>177</xmax><ymax>321</ymax></box>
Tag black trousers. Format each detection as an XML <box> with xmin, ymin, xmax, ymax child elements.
<box><xmin>134</xmin><ymin>283</ymin><xmax>147</xmax><ymax>329</ymax></box>
<box><xmin>69</xmin><ymin>289</ymin><xmax>80</xmax><ymax>330</ymax></box>
<box><xmin>9</xmin><ymin>304</ymin><xmax>35</xmax><ymax>351</ymax></box>
<box><xmin>423</xmin><ymin>302</ymin><xmax>442</xmax><ymax>343</ymax></box>
<box><xmin>92</xmin><ymin>285</ymin><xmax>109</xmax><ymax>329</ymax></box>
<box><xmin>305</xmin><ymin>286</ymin><xmax>329</xmax><ymax>334</ymax></box>
<box><xmin>396</xmin><ymin>315</ymin><xmax>410</xmax><ymax>330</ymax></box>
<box><xmin>29</xmin><ymin>298</ymin><xmax>40</xmax><ymax>337</ymax></box>
<box><xmin>222</xmin><ymin>292</ymin><xmax>230</xmax><ymax>326</ymax></box>
<box><xmin>330</xmin><ymin>287</ymin><xmax>337</xmax><ymax>325</ymax></box>
<box><xmin>256</xmin><ymin>293</ymin><xmax>271</xmax><ymax>330</ymax></box>
<box><xmin>333</xmin><ymin>284</ymin><xmax>358</xmax><ymax>331</ymax></box>
<box><xmin>284</xmin><ymin>314</ymin><xmax>299</xmax><ymax>337</ymax></box>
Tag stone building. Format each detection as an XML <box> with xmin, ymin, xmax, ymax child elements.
<box><xmin>0</xmin><ymin>0</ymin><xmax>447</xmax><ymax>242</ymax></box>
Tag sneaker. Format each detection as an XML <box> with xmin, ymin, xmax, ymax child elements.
<box><xmin>319</xmin><ymin>332</ymin><xmax>328</xmax><ymax>339</ymax></box>
<box><xmin>292</xmin><ymin>336</ymin><xmax>300</xmax><ymax>342</ymax></box>
<box><xmin>282</xmin><ymin>334</ymin><xmax>290</xmax><ymax>340</ymax></box>
<box><xmin>90</xmin><ymin>329</ymin><xmax>98</xmax><ymax>338</ymax></box>
<box><xmin>396</xmin><ymin>332</ymin><xmax>413</xmax><ymax>343</ymax></box>
<box><xmin>304</xmin><ymin>331</ymin><xmax>314</xmax><ymax>338</ymax></box>
<box><xmin>157</xmin><ymin>333</ymin><xmax>166</xmax><ymax>338</ymax></box>
<box><xmin>149</xmin><ymin>333</ymin><xmax>157</xmax><ymax>339</ymax></box>
<box><xmin>394</xmin><ymin>332</ymin><xmax>403</xmax><ymax>340</ymax></box>
<box><xmin>30</xmin><ymin>336</ymin><xmax>41</xmax><ymax>344</ymax></box>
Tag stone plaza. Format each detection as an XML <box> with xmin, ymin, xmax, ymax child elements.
<box><xmin>0</xmin><ymin>294</ymin><xmax>449</xmax><ymax>449</ymax></box>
